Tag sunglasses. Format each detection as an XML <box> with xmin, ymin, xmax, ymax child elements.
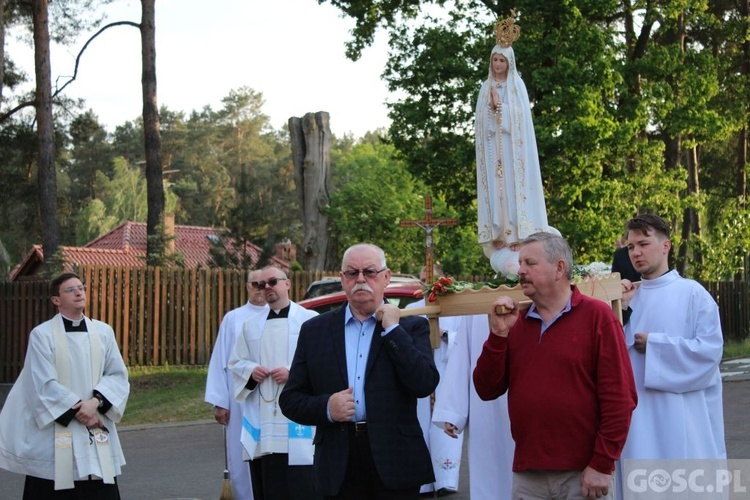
<box><xmin>250</xmin><ymin>277</ymin><xmax>286</xmax><ymax>290</ymax></box>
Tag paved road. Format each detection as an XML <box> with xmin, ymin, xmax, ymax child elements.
<box><xmin>2</xmin><ymin>363</ymin><xmax>749</xmax><ymax>499</ymax></box>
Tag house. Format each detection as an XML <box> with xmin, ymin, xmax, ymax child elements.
<box><xmin>10</xmin><ymin>215</ymin><xmax>293</xmax><ymax>281</ymax></box>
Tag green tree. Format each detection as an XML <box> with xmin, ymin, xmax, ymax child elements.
<box><xmin>1</xmin><ymin>0</ymin><xmax>113</xmax><ymax>272</ymax></box>
<box><xmin>165</xmin><ymin>88</ymin><xmax>300</xmax><ymax>263</ymax></box>
<box><xmin>111</xmin><ymin>119</ymin><xmax>145</xmax><ymax>164</ymax></box>
<box><xmin>166</xmin><ymin>107</ymin><xmax>232</xmax><ymax>226</ymax></box>
<box><xmin>326</xmin><ymin>138</ymin><xmax>481</xmax><ymax>274</ymax></box>
<box><xmin>75</xmin><ymin>157</ymin><xmax>177</xmax><ymax>244</ymax></box>
<box><xmin>321</xmin><ymin>0</ymin><xmax>746</xmax><ymax>276</ymax></box>
<box><xmin>66</xmin><ymin>109</ymin><xmax>113</xmax><ymax>211</ymax></box>
<box><xmin>0</xmin><ymin>118</ymin><xmax>40</xmax><ymax>264</ymax></box>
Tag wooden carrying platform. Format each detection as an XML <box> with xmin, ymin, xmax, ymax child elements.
<box><xmin>401</xmin><ymin>273</ymin><xmax>624</xmax><ymax>347</ymax></box>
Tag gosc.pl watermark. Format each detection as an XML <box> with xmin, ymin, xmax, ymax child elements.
<box><xmin>623</xmin><ymin>459</ymin><xmax>750</xmax><ymax>499</ymax></box>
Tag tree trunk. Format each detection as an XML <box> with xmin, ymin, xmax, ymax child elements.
<box><xmin>679</xmin><ymin>146</ymin><xmax>702</xmax><ymax>274</ymax></box>
<box><xmin>739</xmin><ymin>0</ymin><xmax>749</xmax><ymax>204</ymax></box>
<box><xmin>738</xmin><ymin>128</ymin><xmax>748</xmax><ymax>203</ymax></box>
<box><xmin>736</xmin><ymin>0</ymin><xmax>750</xmax><ymax>282</ymax></box>
<box><xmin>289</xmin><ymin>111</ymin><xmax>335</xmax><ymax>271</ymax></box>
<box><xmin>1</xmin><ymin>0</ymin><xmax>6</xmax><ymax>106</ymax></box>
<box><xmin>32</xmin><ymin>0</ymin><xmax>59</xmax><ymax>270</ymax></box>
<box><xmin>662</xmin><ymin>11</ymin><xmax>691</xmax><ymax>276</ymax></box>
<box><xmin>141</xmin><ymin>0</ymin><xmax>165</xmax><ymax>265</ymax></box>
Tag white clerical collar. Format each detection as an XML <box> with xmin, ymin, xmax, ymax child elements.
<box><xmin>60</xmin><ymin>314</ymin><xmax>85</xmax><ymax>327</ymax></box>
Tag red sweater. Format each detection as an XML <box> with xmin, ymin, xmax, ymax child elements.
<box><xmin>473</xmin><ymin>286</ymin><xmax>637</xmax><ymax>474</ymax></box>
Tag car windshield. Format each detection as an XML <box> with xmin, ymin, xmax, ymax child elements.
<box><xmin>304</xmin><ymin>279</ymin><xmax>342</xmax><ymax>299</ymax></box>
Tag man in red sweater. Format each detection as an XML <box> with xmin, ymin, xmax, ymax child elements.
<box><xmin>473</xmin><ymin>232</ymin><xmax>637</xmax><ymax>499</ymax></box>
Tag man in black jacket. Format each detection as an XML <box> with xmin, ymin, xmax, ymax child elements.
<box><xmin>280</xmin><ymin>243</ymin><xmax>439</xmax><ymax>499</ymax></box>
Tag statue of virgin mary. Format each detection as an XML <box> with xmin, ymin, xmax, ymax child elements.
<box><xmin>475</xmin><ymin>13</ymin><xmax>558</xmax><ymax>275</ymax></box>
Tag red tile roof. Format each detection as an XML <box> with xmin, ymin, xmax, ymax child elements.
<box><xmin>10</xmin><ymin>222</ymin><xmax>288</xmax><ymax>281</ymax></box>
<box><xmin>84</xmin><ymin>221</ymin><xmax>267</xmax><ymax>269</ymax></box>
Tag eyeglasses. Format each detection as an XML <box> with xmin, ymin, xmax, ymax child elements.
<box><xmin>341</xmin><ymin>268</ymin><xmax>388</xmax><ymax>280</ymax></box>
<box><xmin>62</xmin><ymin>285</ymin><xmax>86</xmax><ymax>294</ymax></box>
<box><xmin>251</xmin><ymin>277</ymin><xmax>286</xmax><ymax>290</ymax></box>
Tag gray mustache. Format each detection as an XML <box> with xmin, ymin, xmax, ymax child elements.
<box><xmin>352</xmin><ymin>283</ymin><xmax>374</xmax><ymax>293</ymax></box>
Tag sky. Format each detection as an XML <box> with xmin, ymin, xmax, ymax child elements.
<box><xmin>9</xmin><ymin>0</ymin><xmax>392</xmax><ymax>138</ymax></box>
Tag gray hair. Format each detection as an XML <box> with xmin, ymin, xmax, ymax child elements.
<box><xmin>521</xmin><ymin>232</ymin><xmax>573</xmax><ymax>280</ymax></box>
<box><xmin>341</xmin><ymin>243</ymin><xmax>387</xmax><ymax>270</ymax></box>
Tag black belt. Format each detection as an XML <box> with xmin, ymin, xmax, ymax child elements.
<box><xmin>347</xmin><ymin>421</ymin><xmax>367</xmax><ymax>436</ymax></box>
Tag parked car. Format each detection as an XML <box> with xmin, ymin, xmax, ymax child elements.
<box><xmin>299</xmin><ymin>279</ymin><xmax>424</xmax><ymax>314</ymax></box>
<box><xmin>303</xmin><ymin>276</ymin><xmax>343</xmax><ymax>299</ymax></box>
<box><xmin>303</xmin><ymin>274</ymin><xmax>421</xmax><ymax>300</ymax></box>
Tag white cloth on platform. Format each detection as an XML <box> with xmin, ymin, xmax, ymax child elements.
<box><xmin>205</xmin><ymin>301</ymin><xmax>268</xmax><ymax>500</ymax></box>
<box><xmin>617</xmin><ymin>270</ymin><xmax>726</xmax><ymax>498</ymax></box>
<box><xmin>0</xmin><ymin>314</ymin><xmax>129</xmax><ymax>483</ymax></box>
<box><xmin>229</xmin><ymin>302</ymin><xmax>318</xmax><ymax>465</ymax></box>
<box><xmin>408</xmin><ymin>299</ymin><xmax>464</xmax><ymax>494</ymax></box>
<box><xmin>475</xmin><ymin>44</ymin><xmax>550</xmax><ymax>256</ymax></box>
<box><xmin>432</xmin><ymin>313</ymin><xmax>514</xmax><ymax>500</ymax></box>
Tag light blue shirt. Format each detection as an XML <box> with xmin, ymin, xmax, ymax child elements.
<box><xmin>342</xmin><ymin>304</ymin><xmax>397</xmax><ymax>421</ymax></box>
<box><xmin>526</xmin><ymin>296</ymin><xmax>572</xmax><ymax>339</ymax></box>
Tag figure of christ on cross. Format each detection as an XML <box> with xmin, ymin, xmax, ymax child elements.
<box><xmin>399</xmin><ymin>196</ymin><xmax>459</xmax><ymax>286</ymax></box>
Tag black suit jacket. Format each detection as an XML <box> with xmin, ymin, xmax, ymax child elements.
<box><xmin>279</xmin><ymin>303</ymin><xmax>439</xmax><ymax>495</ymax></box>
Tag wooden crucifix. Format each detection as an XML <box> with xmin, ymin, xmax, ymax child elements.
<box><xmin>399</xmin><ymin>196</ymin><xmax>459</xmax><ymax>285</ymax></box>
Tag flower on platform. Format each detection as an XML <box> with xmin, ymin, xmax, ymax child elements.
<box><xmin>425</xmin><ymin>274</ymin><xmax>520</xmax><ymax>302</ymax></box>
<box><xmin>572</xmin><ymin>262</ymin><xmax>612</xmax><ymax>280</ymax></box>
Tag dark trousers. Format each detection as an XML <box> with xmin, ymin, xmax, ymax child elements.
<box><xmin>249</xmin><ymin>453</ymin><xmax>320</xmax><ymax>500</ymax></box>
<box><xmin>325</xmin><ymin>425</ymin><xmax>420</xmax><ymax>500</ymax></box>
<box><xmin>23</xmin><ymin>475</ymin><xmax>120</xmax><ymax>500</ymax></box>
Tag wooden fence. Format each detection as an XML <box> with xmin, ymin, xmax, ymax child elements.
<box><xmin>1</xmin><ymin>266</ymin><xmax>748</xmax><ymax>383</ymax></box>
<box><xmin>705</xmin><ymin>280</ymin><xmax>750</xmax><ymax>343</ymax></box>
<box><xmin>0</xmin><ymin>265</ymin><xmax>330</xmax><ymax>383</ymax></box>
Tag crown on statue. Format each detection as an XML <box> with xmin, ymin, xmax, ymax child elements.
<box><xmin>495</xmin><ymin>10</ymin><xmax>521</xmax><ymax>48</ymax></box>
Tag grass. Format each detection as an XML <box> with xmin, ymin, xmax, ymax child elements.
<box><xmin>120</xmin><ymin>338</ymin><xmax>750</xmax><ymax>426</ymax></box>
<box><xmin>120</xmin><ymin>365</ymin><xmax>213</xmax><ymax>427</ymax></box>
<box><xmin>724</xmin><ymin>338</ymin><xmax>750</xmax><ymax>360</ymax></box>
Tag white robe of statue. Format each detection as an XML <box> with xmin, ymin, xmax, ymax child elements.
<box><xmin>408</xmin><ymin>299</ymin><xmax>465</xmax><ymax>494</ymax></box>
<box><xmin>616</xmin><ymin>270</ymin><xmax>726</xmax><ymax>498</ymax></box>
<box><xmin>205</xmin><ymin>301</ymin><xmax>268</xmax><ymax>500</ymax></box>
<box><xmin>475</xmin><ymin>44</ymin><xmax>555</xmax><ymax>275</ymax></box>
<box><xmin>431</xmin><ymin>313</ymin><xmax>514</xmax><ymax>499</ymax></box>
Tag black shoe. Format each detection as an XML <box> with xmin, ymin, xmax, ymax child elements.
<box><xmin>436</xmin><ymin>488</ymin><xmax>457</xmax><ymax>497</ymax></box>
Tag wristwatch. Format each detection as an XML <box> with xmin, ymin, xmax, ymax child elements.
<box><xmin>94</xmin><ymin>394</ymin><xmax>105</xmax><ymax>409</ymax></box>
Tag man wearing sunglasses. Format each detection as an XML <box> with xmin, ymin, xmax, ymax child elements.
<box><xmin>0</xmin><ymin>273</ymin><xmax>129</xmax><ymax>498</ymax></box>
<box><xmin>280</xmin><ymin>243</ymin><xmax>439</xmax><ymax>499</ymax></box>
<box><xmin>229</xmin><ymin>266</ymin><xmax>320</xmax><ymax>500</ymax></box>
<box><xmin>205</xmin><ymin>269</ymin><xmax>269</xmax><ymax>499</ymax></box>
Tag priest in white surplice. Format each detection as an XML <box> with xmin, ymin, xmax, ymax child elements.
<box><xmin>205</xmin><ymin>269</ymin><xmax>269</xmax><ymax>499</ymax></box>
<box><xmin>229</xmin><ymin>266</ymin><xmax>319</xmax><ymax>500</ymax></box>
<box><xmin>0</xmin><ymin>273</ymin><xmax>129</xmax><ymax>498</ymax></box>
<box><xmin>431</xmin><ymin>313</ymin><xmax>514</xmax><ymax>499</ymax></box>
<box><xmin>617</xmin><ymin>214</ymin><xmax>726</xmax><ymax>497</ymax></box>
